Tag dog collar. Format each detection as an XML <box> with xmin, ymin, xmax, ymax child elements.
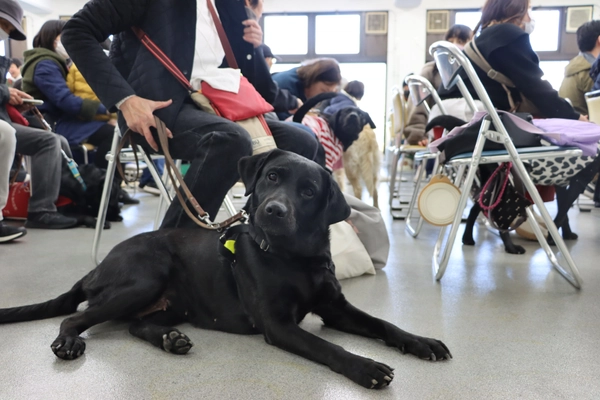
<box><xmin>219</xmin><ymin>224</ymin><xmax>270</xmax><ymax>263</ymax></box>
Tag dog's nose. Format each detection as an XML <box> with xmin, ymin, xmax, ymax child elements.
<box><xmin>265</xmin><ymin>201</ymin><xmax>288</xmax><ymax>218</ymax></box>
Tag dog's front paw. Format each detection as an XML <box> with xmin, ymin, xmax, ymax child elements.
<box><xmin>162</xmin><ymin>330</ymin><xmax>193</xmax><ymax>355</ymax></box>
<box><xmin>398</xmin><ymin>336</ymin><xmax>452</xmax><ymax>362</ymax></box>
<box><xmin>563</xmin><ymin>231</ymin><xmax>578</xmax><ymax>240</ymax></box>
<box><xmin>505</xmin><ymin>244</ymin><xmax>526</xmax><ymax>254</ymax></box>
<box><xmin>344</xmin><ymin>358</ymin><xmax>394</xmax><ymax>389</ymax></box>
<box><xmin>51</xmin><ymin>336</ymin><xmax>86</xmax><ymax>360</ymax></box>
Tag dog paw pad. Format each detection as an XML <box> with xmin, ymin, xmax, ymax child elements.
<box><xmin>162</xmin><ymin>330</ymin><xmax>193</xmax><ymax>355</ymax></box>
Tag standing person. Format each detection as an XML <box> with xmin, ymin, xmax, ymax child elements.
<box><xmin>559</xmin><ymin>20</ymin><xmax>600</xmax><ymax>115</ymax></box>
<box><xmin>62</xmin><ymin>0</ymin><xmax>325</xmax><ymax>229</ymax></box>
<box><xmin>0</xmin><ymin>120</ymin><xmax>26</xmax><ymax>242</ymax></box>
<box><xmin>0</xmin><ymin>0</ymin><xmax>77</xmax><ymax>229</ymax></box>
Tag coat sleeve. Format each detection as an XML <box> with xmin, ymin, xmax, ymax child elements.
<box><xmin>490</xmin><ymin>35</ymin><xmax>579</xmax><ymax>120</ymax></box>
<box><xmin>61</xmin><ymin>0</ymin><xmax>151</xmax><ymax>110</ymax></box>
<box><xmin>33</xmin><ymin>61</ymin><xmax>106</xmax><ymax>120</ymax></box>
<box><xmin>0</xmin><ymin>84</ymin><xmax>10</xmax><ymax>106</ymax></box>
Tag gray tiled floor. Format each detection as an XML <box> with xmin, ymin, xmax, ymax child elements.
<box><xmin>1</xmin><ymin>182</ymin><xmax>600</xmax><ymax>399</ymax></box>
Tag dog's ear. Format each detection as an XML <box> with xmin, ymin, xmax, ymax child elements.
<box><xmin>325</xmin><ymin>172</ymin><xmax>351</xmax><ymax>225</ymax></box>
<box><xmin>362</xmin><ymin>111</ymin><xmax>376</xmax><ymax>129</ymax></box>
<box><xmin>238</xmin><ymin>149</ymin><xmax>284</xmax><ymax>196</ymax></box>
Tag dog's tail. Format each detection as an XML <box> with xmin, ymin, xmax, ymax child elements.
<box><xmin>292</xmin><ymin>92</ymin><xmax>339</xmax><ymax>123</ymax></box>
<box><xmin>425</xmin><ymin>115</ymin><xmax>467</xmax><ymax>133</ymax></box>
<box><xmin>0</xmin><ymin>279</ymin><xmax>86</xmax><ymax>323</ymax></box>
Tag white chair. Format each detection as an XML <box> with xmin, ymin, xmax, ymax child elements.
<box><xmin>428</xmin><ymin>41</ymin><xmax>583</xmax><ymax>289</ymax></box>
<box><xmin>91</xmin><ymin>126</ymin><xmax>237</xmax><ymax>265</ymax></box>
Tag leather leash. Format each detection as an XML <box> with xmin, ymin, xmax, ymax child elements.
<box><xmin>117</xmin><ymin>116</ymin><xmax>248</xmax><ymax>230</ymax></box>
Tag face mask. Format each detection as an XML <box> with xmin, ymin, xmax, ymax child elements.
<box><xmin>0</xmin><ymin>29</ymin><xmax>9</xmax><ymax>42</ymax></box>
<box><xmin>55</xmin><ymin>39</ymin><xmax>70</xmax><ymax>60</ymax></box>
<box><xmin>524</xmin><ymin>11</ymin><xmax>536</xmax><ymax>34</ymax></box>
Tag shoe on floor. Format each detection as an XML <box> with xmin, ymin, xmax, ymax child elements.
<box><xmin>119</xmin><ymin>188</ymin><xmax>140</xmax><ymax>205</ymax></box>
<box><xmin>0</xmin><ymin>222</ymin><xmax>27</xmax><ymax>243</ymax></box>
<box><xmin>25</xmin><ymin>212</ymin><xmax>78</xmax><ymax>229</ymax></box>
<box><xmin>139</xmin><ymin>181</ymin><xmax>161</xmax><ymax>196</ymax></box>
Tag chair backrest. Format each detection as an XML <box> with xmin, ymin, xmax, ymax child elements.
<box><xmin>429</xmin><ymin>41</ymin><xmax>496</xmax><ymax>124</ymax></box>
<box><xmin>585</xmin><ymin>90</ymin><xmax>600</xmax><ymax>124</ymax></box>
<box><xmin>390</xmin><ymin>85</ymin><xmax>408</xmax><ymax>140</ymax></box>
<box><xmin>405</xmin><ymin>74</ymin><xmax>448</xmax><ymax>115</ymax></box>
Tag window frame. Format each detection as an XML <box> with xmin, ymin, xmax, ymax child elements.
<box><xmin>261</xmin><ymin>11</ymin><xmax>387</xmax><ymax>64</ymax></box>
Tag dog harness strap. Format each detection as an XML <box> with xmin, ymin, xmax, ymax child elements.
<box><xmin>219</xmin><ymin>225</ymin><xmax>270</xmax><ymax>263</ymax></box>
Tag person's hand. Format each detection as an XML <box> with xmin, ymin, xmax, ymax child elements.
<box><xmin>418</xmin><ymin>139</ymin><xmax>429</xmax><ymax>146</ymax></box>
<box><xmin>288</xmin><ymin>98</ymin><xmax>303</xmax><ymax>115</ymax></box>
<box><xmin>579</xmin><ymin>114</ymin><xmax>589</xmax><ymax>122</ymax></box>
<box><xmin>242</xmin><ymin>19</ymin><xmax>263</xmax><ymax>48</ymax></box>
<box><xmin>119</xmin><ymin>96</ymin><xmax>173</xmax><ymax>151</ymax></box>
<box><xmin>8</xmin><ymin>88</ymin><xmax>32</xmax><ymax>106</ymax></box>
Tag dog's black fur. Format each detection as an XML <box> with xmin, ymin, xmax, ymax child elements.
<box><xmin>0</xmin><ymin>149</ymin><xmax>450</xmax><ymax>389</ymax></box>
<box><xmin>293</xmin><ymin>93</ymin><xmax>375</xmax><ymax>150</ymax></box>
<box><xmin>426</xmin><ymin>115</ymin><xmax>600</xmax><ymax>253</ymax></box>
<box><xmin>59</xmin><ymin>161</ymin><xmax>122</xmax><ymax>228</ymax></box>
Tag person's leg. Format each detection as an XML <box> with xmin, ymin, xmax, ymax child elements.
<box><xmin>86</xmin><ymin>123</ymin><xmax>115</xmax><ymax>169</ymax></box>
<box><xmin>267</xmin><ymin>120</ymin><xmax>326</xmax><ymax>168</ymax></box>
<box><xmin>12</xmin><ymin>123</ymin><xmax>77</xmax><ymax>229</ymax></box>
<box><xmin>0</xmin><ymin>121</ymin><xmax>26</xmax><ymax>242</ymax></box>
<box><xmin>160</xmin><ymin>104</ymin><xmax>253</xmax><ymax>229</ymax></box>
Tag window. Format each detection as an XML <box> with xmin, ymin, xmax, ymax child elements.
<box><xmin>315</xmin><ymin>15</ymin><xmax>361</xmax><ymax>55</ymax></box>
<box><xmin>539</xmin><ymin>60</ymin><xmax>569</xmax><ymax>90</ymax></box>
<box><xmin>454</xmin><ymin>11</ymin><xmax>481</xmax><ymax>31</ymax></box>
<box><xmin>529</xmin><ymin>10</ymin><xmax>561</xmax><ymax>52</ymax></box>
<box><xmin>264</xmin><ymin>16</ymin><xmax>308</xmax><ymax>55</ymax></box>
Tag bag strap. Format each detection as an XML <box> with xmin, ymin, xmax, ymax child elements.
<box><xmin>464</xmin><ymin>41</ymin><xmax>520</xmax><ymax>112</ymax></box>
<box><xmin>478</xmin><ymin>162</ymin><xmax>512</xmax><ymax>212</ymax></box>
<box><xmin>205</xmin><ymin>0</ymin><xmax>239</xmax><ymax>70</ymax></box>
<box><xmin>131</xmin><ymin>27</ymin><xmax>194</xmax><ymax>92</ymax></box>
<box><xmin>132</xmin><ymin>0</ymin><xmax>239</xmax><ymax>90</ymax></box>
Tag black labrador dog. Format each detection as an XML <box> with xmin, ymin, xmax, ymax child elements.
<box><xmin>0</xmin><ymin>150</ymin><xmax>450</xmax><ymax>389</ymax></box>
<box><xmin>293</xmin><ymin>92</ymin><xmax>375</xmax><ymax>150</ymax></box>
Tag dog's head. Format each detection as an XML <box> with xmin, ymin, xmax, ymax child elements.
<box><xmin>78</xmin><ymin>164</ymin><xmax>122</xmax><ymax>221</ymax></box>
<box><xmin>325</xmin><ymin>107</ymin><xmax>375</xmax><ymax>150</ymax></box>
<box><xmin>239</xmin><ymin>149</ymin><xmax>350</xmax><ymax>256</ymax></box>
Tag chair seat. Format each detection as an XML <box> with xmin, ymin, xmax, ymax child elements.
<box><xmin>414</xmin><ymin>150</ymin><xmax>437</xmax><ymax>161</ymax></box>
<box><xmin>399</xmin><ymin>144</ymin><xmax>427</xmax><ymax>152</ymax></box>
<box><xmin>449</xmin><ymin>146</ymin><xmax>582</xmax><ymax>162</ymax></box>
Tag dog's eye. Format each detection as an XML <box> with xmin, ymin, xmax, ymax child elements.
<box><xmin>267</xmin><ymin>172</ymin><xmax>278</xmax><ymax>182</ymax></box>
<box><xmin>302</xmin><ymin>188</ymin><xmax>314</xmax><ymax>198</ymax></box>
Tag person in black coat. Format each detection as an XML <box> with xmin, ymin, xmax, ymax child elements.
<box><xmin>62</xmin><ymin>0</ymin><xmax>324</xmax><ymax>228</ymax></box>
<box><xmin>442</xmin><ymin>0</ymin><xmax>585</xmax><ymax>121</ymax></box>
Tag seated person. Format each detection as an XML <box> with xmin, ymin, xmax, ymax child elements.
<box><xmin>6</xmin><ymin>57</ymin><xmax>21</xmax><ymax>87</ymax></box>
<box><xmin>322</xmin><ymin>80</ymin><xmax>364</xmax><ymax>115</ymax></box>
<box><xmin>0</xmin><ymin>120</ymin><xmax>26</xmax><ymax>242</ymax></box>
<box><xmin>0</xmin><ymin>7</ymin><xmax>77</xmax><ymax>229</ymax></box>
<box><xmin>22</xmin><ymin>20</ymin><xmax>116</xmax><ymax>170</ymax></box>
<box><xmin>443</xmin><ymin>0</ymin><xmax>584</xmax><ymax>121</ymax></box>
<box><xmin>404</xmin><ymin>24</ymin><xmax>473</xmax><ymax>146</ymax></box>
<box><xmin>272</xmin><ymin>58</ymin><xmax>342</xmax><ymax>121</ymax></box>
<box><xmin>559</xmin><ymin>20</ymin><xmax>600</xmax><ymax>115</ymax></box>
<box><xmin>62</xmin><ymin>0</ymin><xmax>325</xmax><ymax>229</ymax></box>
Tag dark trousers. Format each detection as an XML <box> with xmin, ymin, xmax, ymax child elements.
<box><xmin>160</xmin><ymin>103</ymin><xmax>325</xmax><ymax>228</ymax></box>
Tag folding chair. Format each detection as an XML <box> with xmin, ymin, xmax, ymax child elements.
<box><xmin>91</xmin><ymin>125</ymin><xmax>237</xmax><ymax>265</ymax></box>
<box><xmin>428</xmin><ymin>41</ymin><xmax>583</xmax><ymax>288</ymax></box>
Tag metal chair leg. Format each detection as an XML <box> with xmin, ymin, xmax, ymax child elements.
<box><xmin>91</xmin><ymin>127</ymin><xmax>121</xmax><ymax>266</ymax></box>
<box><xmin>388</xmin><ymin>148</ymin><xmax>400</xmax><ymax>209</ymax></box>
<box><xmin>432</xmin><ymin>162</ymin><xmax>470</xmax><ymax>281</ymax></box>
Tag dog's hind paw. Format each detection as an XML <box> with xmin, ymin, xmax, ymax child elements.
<box><xmin>51</xmin><ymin>336</ymin><xmax>86</xmax><ymax>360</ymax></box>
<box><xmin>162</xmin><ymin>330</ymin><xmax>193</xmax><ymax>355</ymax></box>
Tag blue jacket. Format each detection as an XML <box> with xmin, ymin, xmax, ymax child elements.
<box><xmin>272</xmin><ymin>68</ymin><xmax>305</xmax><ymax>120</ymax></box>
<box><xmin>323</xmin><ymin>93</ymin><xmax>356</xmax><ymax>115</ymax></box>
<box><xmin>31</xmin><ymin>60</ymin><xmax>106</xmax><ymax>144</ymax></box>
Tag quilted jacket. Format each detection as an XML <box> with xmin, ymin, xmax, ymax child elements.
<box><xmin>67</xmin><ymin>64</ymin><xmax>114</xmax><ymax>121</ymax></box>
<box><xmin>62</xmin><ymin>0</ymin><xmax>298</xmax><ymax>131</ymax></box>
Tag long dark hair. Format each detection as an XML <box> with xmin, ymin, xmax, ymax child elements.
<box><xmin>475</xmin><ymin>0</ymin><xmax>529</xmax><ymax>33</ymax></box>
<box><xmin>297</xmin><ymin>58</ymin><xmax>341</xmax><ymax>88</ymax></box>
<box><xmin>33</xmin><ymin>20</ymin><xmax>67</xmax><ymax>51</ymax></box>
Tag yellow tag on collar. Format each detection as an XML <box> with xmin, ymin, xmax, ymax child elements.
<box><xmin>224</xmin><ymin>239</ymin><xmax>236</xmax><ymax>254</ymax></box>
